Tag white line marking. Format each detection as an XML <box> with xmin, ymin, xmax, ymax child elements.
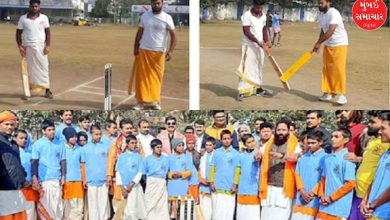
<box><xmin>112</xmin><ymin>93</ymin><xmax>136</xmax><ymax>109</ymax></box>
<box><xmin>82</xmin><ymin>85</ymin><xmax>126</xmax><ymax>93</ymax></box>
<box><xmin>30</xmin><ymin>76</ymin><xmax>104</xmax><ymax>106</ymax></box>
<box><xmin>72</xmin><ymin>89</ymin><xmax>127</xmax><ymax>98</ymax></box>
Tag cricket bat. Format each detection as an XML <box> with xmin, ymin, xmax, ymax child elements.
<box><xmin>265</xmin><ymin>49</ymin><xmax>291</xmax><ymax>91</ymax></box>
<box><xmin>280</xmin><ymin>52</ymin><xmax>313</xmax><ymax>82</ymax></box>
<box><xmin>21</xmin><ymin>58</ymin><xmax>31</xmax><ymax>97</ymax></box>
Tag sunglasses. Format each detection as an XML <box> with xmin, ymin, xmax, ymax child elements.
<box><xmin>167</xmin><ymin>122</ymin><xmax>176</xmax><ymax>125</ymax></box>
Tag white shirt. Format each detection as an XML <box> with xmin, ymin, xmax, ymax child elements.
<box><xmin>196</xmin><ymin>134</ymin><xmax>204</xmax><ymax>152</ymax></box>
<box><xmin>17</xmin><ymin>13</ymin><xmax>50</xmax><ymax>46</ymax></box>
<box><xmin>319</xmin><ymin>8</ymin><xmax>348</xmax><ymax>47</ymax></box>
<box><xmin>137</xmin><ymin>133</ymin><xmax>155</xmax><ymax>157</ymax></box>
<box><xmin>139</xmin><ymin>11</ymin><xmax>175</xmax><ymax>52</ymax></box>
<box><xmin>241</xmin><ymin>10</ymin><xmax>266</xmax><ymax>46</ymax></box>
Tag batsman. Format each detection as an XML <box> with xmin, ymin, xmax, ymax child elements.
<box><xmin>313</xmin><ymin>0</ymin><xmax>348</xmax><ymax>105</ymax></box>
<box><xmin>235</xmin><ymin>0</ymin><xmax>272</xmax><ymax>101</ymax></box>
<box><xmin>16</xmin><ymin>0</ymin><xmax>53</xmax><ymax>99</ymax></box>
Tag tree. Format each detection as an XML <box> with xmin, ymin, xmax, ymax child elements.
<box><xmin>91</xmin><ymin>0</ymin><xmax>112</xmax><ymax>17</ymax></box>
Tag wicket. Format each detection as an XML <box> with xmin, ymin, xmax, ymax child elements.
<box><xmin>104</xmin><ymin>63</ymin><xmax>112</xmax><ymax>111</ymax></box>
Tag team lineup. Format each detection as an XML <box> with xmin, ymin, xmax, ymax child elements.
<box><xmin>1</xmin><ymin>110</ymin><xmax>390</xmax><ymax>220</ymax></box>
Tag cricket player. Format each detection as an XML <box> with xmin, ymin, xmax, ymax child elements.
<box><xmin>32</xmin><ymin>119</ymin><xmax>66</xmax><ymax>220</ymax></box>
<box><xmin>209</xmin><ymin>129</ymin><xmax>240</xmax><ymax>220</ymax></box>
<box><xmin>0</xmin><ymin>111</ymin><xmax>28</xmax><ymax>219</ymax></box>
<box><xmin>130</xmin><ymin>0</ymin><xmax>176</xmax><ymax>110</ymax></box>
<box><xmin>236</xmin><ymin>134</ymin><xmax>261</xmax><ymax>220</ymax></box>
<box><xmin>62</xmin><ymin>127</ymin><xmax>84</xmax><ymax>220</ymax></box>
<box><xmin>199</xmin><ymin>137</ymin><xmax>216</xmax><ymax>220</ymax></box>
<box><xmin>167</xmin><ymin>139</ymin><xmax>193</xmax><ymax>219</ymax></box>
<box><xmin>82</xmin><ymin>125</ymin><xmax>111</xmax><ymax>220</ymax></box>
<box><xmin>236</xmin><ymin>0</ymin><xmax>271</xmax><ymax>101</ymax></box>
<box><xmin>115</xmin><ymin>135</ymin><xmax>147</xmax><ymax>220</ymax></box>
<box><xmin>259</xmin><ymin>119</ymin><xmax>301</xmax><ymax>220</ymax></box>
<box><xmin>144</xmin><ymin>139</ymin><xmax>170</xmax><ymax>220</ymax></box>
<box><xmin>16</xmin><ymin>0</ymin><xmax>53</xmax><ymax>99</ymax></box>
<box><xmin>316</xmin><ymin>129</ymin><xmax>356</xmax><ymax>220</ymax></box>
<box><xmin>272</xmin><ymin>11</ymin><xmax>281</xmax><ymax>46</ymax></box>
<box><xmin>16</xmin><ymin>129</ymin><xmax>39</xmax><ymax>220</ymax></box>
<box><xmin>313</xmin><ymin>0</ymin><xmax>349</xmax><ymax>105</ymax></box>
<box><xmin>291</xmin><ymin>131</ymin><xmax>327</xmax><ymax>220</ymax></box>
<box><xmin>360</xmin><ymin>112</ymin><xmax>390</xmax><ymax>220</ymax></box>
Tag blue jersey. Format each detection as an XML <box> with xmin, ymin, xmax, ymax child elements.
<box><xmin>167</xmin><ymin>153</ymin><xmax>193</xmax><ymax>197</ymax></box>
<box><xmin>144</xmin><ymin>154</ymin><xmax>169</xmax><ymax>179</ymax></box>
<box><xmin>320</xmin><ymin>148</ymin><xmax>356</xmax><ymax>218</ymax></box>
<box><xmin>237</xmin><ymin>151</ymin><xmax>260</xmax><ymax>195</ymax></box>
<box><xmin>199</xmin><ymin>152</ymin><xmax>214</xmax><ymax>194</ymax></box>
<box><xmin>116</xmin><ymin>151</ymin><xmax>144</xmax><ymax>186</ymax></box>
<box><xmin>19</xmin><ymin>147</ymin><xmax>32</xmax><ymax>182</ymax></box>
<box><xmin>211</xmin><ymin>146</ymin><xmax>240</xmax><ymax>191</ymax></box>
<box><xmin>64</xmin><ymin>144</ymin><xmax>84</xmax><ymax>182</ymax></box>
<box><xmin>82</xmin><ymin>140</ymin><xmax>110</xmax><ymax>186</ymax></box>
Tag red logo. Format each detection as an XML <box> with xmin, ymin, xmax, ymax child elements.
<box><xmin>352</xmin><ymin>0</ymin><xmax>387</xmax><ymax>30</ymax></box>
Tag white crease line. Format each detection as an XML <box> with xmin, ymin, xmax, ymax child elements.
<box><xmin>30</xmin><ymin>76</ymin><xmax>104</xmax><ymax>106</ymax></box>
<box><xmin>82</xmin><ymin>85</ymin><xmax>127</xmax><ymax>93</ymax></box>
<box><xmin>112</xmin><ymin>93</ymin><xmax>136</xmax><ymax>109</ymax></box>
<box><xmin>72</xmin><ymin>89</ymin><xmax>127</xmax><ymax>98</ymax></box>
<box><xmin>200</xmin><ymin>47</ymin><xmax>240</xmax><ymax>50</ymax></box>
<box><xmin>160</xmin><ymin>96</ymin><xmax>188</xmax><ymax>102</ymax></box>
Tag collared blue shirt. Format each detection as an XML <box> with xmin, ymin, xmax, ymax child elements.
<box><xmin>116</xmin><ymin>151</ymin><xmax>144</xmax><ymax>186</ymax></box>
<box><xmin>32</xmin><ymin>136</ymin><xmax>65</xmax><ymax>182</ymax></box>
<box><xmin>19</xmin><ymin>147</ymin><xmax>32</xmax><ymax>182</ymax></box>
<box><xmin>144</xmin><ymin>154</ymin><xmax>168</xmax><ymax>179</ymax></box>
<box><xmin>82</xmin><ymin>139</ymin><xmax>110</xmax><ymax>186</ymax></box>
<box><xmin>368</xmin><ymin>150</ymin><xmax>390</xmax><ymax>219</ymax></box>
<box><xmin>295</xmin><ymin>149</ymin><xmax>327</xmax><ymax>208</ymax></box>
<box><xmin>167</xmin><ymin>153</ymin><xmax>193</xmax><ymax>197</ymax></box>
<box><xmin>55</xmin><ymin>123</ymin><xmax>79</xmax><ymax>144</ymax></box>
<box><xmin>64</xmin><ymin>144</ymin><xmax>84</xmax><ymax>182</ymax></box>
<box><xmin>211</xmin><ymin>146</ymin><xmax>240</xmax><ymax>191</ymax></box>
<box><xmin>200</xmin><ymin>151</ymin><xmax>214</xmax><ymax>194</ymax></box>
<box><xmin>237</xmin><ymin>151</ymin><xmax>260</xmax><ymax>195</ymax></box>
<box><xmin>320</xmin><ymin>148</ymin><xmax>356</xmax><ymax>218</ymax></box>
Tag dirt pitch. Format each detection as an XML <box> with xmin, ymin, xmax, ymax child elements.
<box><xmin>0</xmin><ymin>23</ymin><xmax>188</xmax><ymax>110</ymax></box>
<box><xmin>200</xmin><ymin>21</ymin><xmax>389</xmax><ymax>110</ymax></box>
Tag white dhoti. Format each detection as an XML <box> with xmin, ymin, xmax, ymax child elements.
<box><xmin>40</xmin><ymin>180</ymin><xmax>63</xmax><ymax>220</ymax></box>
<box><xmin>145</xmin><ymin>177</ymin><xmax>169</xmax><ymax>220</ymax></box>
<box><xmin>211</xmin><ymin>193</ymin><xmax>235</xmax><ymax>220</ymax></box>
<box><xmin>88</xmin><ymin>185</ymin><xmax>110</xmax><ymax>220</ymax></box>
<box><xmin>236</xmin><ymin>203</ymin><xmax>260</xmax><ymax>220</ymax></box>
<box><xmin>123</xmin><ymin>184</ymin><xmax>147</xmax><ymax>220</ymax></box>
<box><xmin>63</xmin><ymin>198</ymin><xmax>83</xmax><ymax>220</ymax></box>
<box><xmin>25</xmin><ymin>201</ymin><xmax>37</xmax><ymax>220</ymax></box>
<box><xmin>0</xmin><ymin>190</ymin><xmax>27</xmax><ymax>216</ymax></box>
<box><xmin>291</xmin><ymin>212</ymin><xmax>315</xmax><ymax>220</ymax></box>
<box><xmin>236</xmin><ymin>45</ymin><xmax>264</xmax><ymax>96</ymax></box>
<box><xmin>25</xmin><ymin>43</ymin><xmax>50</xmax><ymax>90</ymax></box>
<box><xmin>200</xmin><ymin>194</ymin><xmax>212</xmax><ymax>220</ymax></box>
<box><xmin>261</xmin><ymin>185</ymin><xmax>293</xmax><ymax>220</ymax></box>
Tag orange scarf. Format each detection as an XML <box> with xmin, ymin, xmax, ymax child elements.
<box><xmin>259</xmin><ymin>134</ymin><xmax>298</xmax><ymax>199</ymax></box>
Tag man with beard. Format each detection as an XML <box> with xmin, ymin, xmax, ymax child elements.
<box><xmin>360</xmin><ymin>112</ymin><xmax>390</xmax><ymax>220</ymax></box>
<box><xmin>338</xmin><ymin>110</ymin><xmax>366</xmax><ymax>157</ymax></box>
<box><xmin>0</xmin><ymin>111</ymin><xmax>28</xmax><ymax>219</ymax></box>
<box><xmin>136</xmin><ymin>119</ymin><xmax>155</xmax><ymax>157</ymax></box>
<box><xmin>205</xmin><ymin>110</ymin><xmax>239</xmax><ymax>151</ymax></box>
<box><xmin>313</xmin><ymin>0</ymin><xmax>348</xmax><ymax>105</ymax></box>
<box><xmin>106</xmin><ymin>118</ymin><xmax>134</xmax><ymax>216</ymax></box>
<box><xmin>259</xmin><ymin>119</ymin><xmax>302</xmax><ymax>220</ymax></box>
<box><xmin>130</xmin><ymin>0</ymin><xmax>176</xmax><ymax>110</ymax></box>
<box><xmin>347</xmin><ymin>111</ymin><xmax>390</xmax><ymax>220</ymax></box>
<box><xmin>16</xmin><ymin>0</ymin><xmax>53</xmax><ymax>99</ymax></box>
<box><xmin>305</xmin><ymin>110</ymin><xmax>332</xmax><ymax>153</ymax></box>
<box><xmin>314</xmin><ymin>0</ymin><xmax>349</xmax><ymax>105</ymax></box>
<box><xmin>157</xmin><ymin>116</ymin><xmax>184</xmax><ymax>155</ymax></box>
<box><xmin>194</xmin><ymin>119</ymin><xmax>209</xmax><ymax>153</ymax></box>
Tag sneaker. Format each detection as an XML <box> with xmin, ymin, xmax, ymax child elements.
<box><xmin>319</xmin><ymin>93</ymin><xmax>332</xmax><ymax>101</ymax></box>
<box><xmin>151</xmin><ymin>103</ymin><xmax>161</xmax><ymax>110</ymax></box>
<box><xmin>21</xmin><ymin>95</ymin><xmax>30</xmax><ymax>100</ymax></box>
<box><xmin>334</xmin><ymin>95</ymin><xmax>347</xmax><ymax>105</ymax></box>
<box><xmin>45</xmin><ymin>89</ymin><xmax>53</xmax><ymax>99</ymax></box>
<box><xmin>256</xmin><ymin>88</ymin><xmax>272</xmax><ymax>97</ymax></box>
<box><xmin>132</xmin><ymin>103</ymin><xmax>143</xmax><ymax>110</ymax></box>
<box><xmin>236</xmin><ymin>93</ymin><xmax>244</xmax><ymax>101</ymax></box>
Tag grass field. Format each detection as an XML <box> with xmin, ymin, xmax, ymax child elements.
<box><xmin>200</xmin><ymin>21</ymin><xmax>390</xmax><ymax>109</ymax></box>
<box><xmin>0</xmin><ymin>23</ymin><xmax>189</xmax><ymax>110</ymax></box>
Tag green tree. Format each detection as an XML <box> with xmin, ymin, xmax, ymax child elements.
<box><xmin>91</xmin><ymin>0</ymin><xmax>112</xmax><ymax>17</ymax></box>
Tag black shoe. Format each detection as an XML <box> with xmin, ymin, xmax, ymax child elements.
<box><xmin>256</xmin><ymin>88</ymin><xmax>272</xmax><ymax>97</ymax></box>
<box><xmin>236</xmin><ymin>93</ymin><xmax>244</xmax><ymax>101</ymax></box>
<box><xmin>45</xmin><ymin>89</ymin><xmax>53</xmax><ymax>99</ymax></box>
